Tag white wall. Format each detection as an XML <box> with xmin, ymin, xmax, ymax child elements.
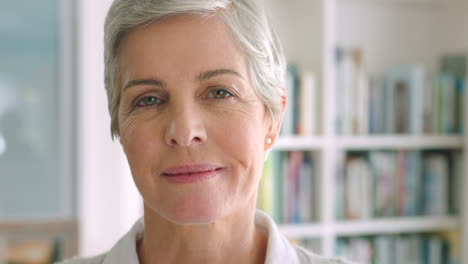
<box><xmin>336</xmin><ymin>1</ymin><xmax>468</xmax><ymax>76</ymax></box>
<box><xmin>77</xmin><ymin>0</ymin><xmax>142</xmax><ymax>257</ymax></box>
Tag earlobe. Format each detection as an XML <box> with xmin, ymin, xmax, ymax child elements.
<box><xmin>264</xmin><ymin>136</ymin><xmax>273</xmax><ymax>151</ymax></box>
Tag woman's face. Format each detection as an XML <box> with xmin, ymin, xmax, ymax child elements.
<box><xmin>118</xmin><ymin>15</ymin><xmax>278</xmax><ymax>224</ymax></box>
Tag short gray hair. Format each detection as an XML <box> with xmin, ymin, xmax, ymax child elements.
<box><xmin>104</xmin><ymin>0</ymin><xmax>286</xmax><ymax>139</ymax></box>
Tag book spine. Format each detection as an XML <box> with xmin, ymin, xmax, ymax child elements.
<box><xmin>299</xmin><ymin>72</ymin><xmax>317</xmax><ymax>135</ymax></box>
<box><xmin>410</xmin><ymin>65</ymin><xmax>425</xmax><ymax>134</ymax></box>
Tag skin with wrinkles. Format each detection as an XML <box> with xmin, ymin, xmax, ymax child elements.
<box><xmin>117</xmin><ymin>15</ymin><xmax>283</xmax><ymax>264</ymax></box>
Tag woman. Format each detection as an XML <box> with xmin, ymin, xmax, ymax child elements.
<box><xmin>61</xmin><ymin>0</ymin><xmax>352</xmax><ymax>263</ymax></box>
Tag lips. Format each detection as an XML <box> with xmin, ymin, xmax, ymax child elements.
<box><xmin>161</xmin><ymin>164</ymin><xmax>223</xmax><ymax>176</ymax></box>
<box><xmin>161</xmin><ymin>164</ymin><xmax>223</xmax><ymax>184</ymax></box>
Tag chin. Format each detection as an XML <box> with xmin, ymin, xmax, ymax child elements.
<box><xmin>157</xmin><ymin>193</ymin><xmax>227</xmax><ymax>225</ymax></box>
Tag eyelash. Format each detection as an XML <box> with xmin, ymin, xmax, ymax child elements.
<box><xmin>133</xmin><ymin>87</ymin><xmax>234</xmax><ymax>109</ymax></box>
<box><xmin>134</xmin><ymin>95</ymin><xmax>162</xmax><ymax>108</ymax></box>
<box><xmin>206</xmin><ymin>87</ymin><xmax>234</xmax><ymax>99</ymax></box>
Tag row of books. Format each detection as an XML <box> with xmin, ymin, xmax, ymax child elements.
<box><xmin>281</xmin><ymin>65</ymin><xmax>318</xmax><ymax>136</ymax></box>
<box><xmin>336</xmin><ymin>150</ymin><xmax>460</xmax><ymax>220</ymax></box>
<box><xmin>336</xmin><ymin>232</ymin><xmax>459</xmax><ymax>264</ymax></box>
<box><xmin>335</xmin><ymin>47</ymin><xmax>466</xmax><ymax>135</ymax></box>
<box><xmin>257</xmin><ymin>151</ymin><xmax>315</xmax><ymax>223</ymax></box>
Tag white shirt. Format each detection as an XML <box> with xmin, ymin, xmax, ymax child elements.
<box><xmin>58</xmin><ymin>211</ymin><xmax>352</xmax><ymax>264</ymax></box>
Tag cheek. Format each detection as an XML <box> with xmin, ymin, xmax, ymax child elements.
<box><xmin>211</xmin><ymin>108</ymin><xmax>267</xmax><ymax>186</ymax></box>
<box><xmin>120</xmin><ymin>121</ymin><xmax>165</xmax><ymax>206</ymax></box>
<box><xmin>120</xmin><ymin>115</ymin><xmax>161</xmax><ymax>176</ymax></box>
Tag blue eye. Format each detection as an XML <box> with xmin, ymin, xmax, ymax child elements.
<box><xmin>207</xmin><ymin>88</ymin><xmax>233</xmax><ymax>99</ymax></box>
<box><xmin>136</xmin><ymin>96</ymin><xmax>162</xmax><ymax>107</ymax></box>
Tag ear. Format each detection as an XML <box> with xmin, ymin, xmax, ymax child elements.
<box><xmin>265</xmin><ymin>94</ymin><xmax>286</xmax><ymax>150</ymax></box>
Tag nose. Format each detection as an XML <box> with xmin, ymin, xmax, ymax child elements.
<box><xmin>164</xmin><ymin>104</ymin><xmax>207</xmax><ymax>148</ymax></box>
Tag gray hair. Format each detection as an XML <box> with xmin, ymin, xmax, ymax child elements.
<box><xmin>104</xmin><ymin>0</ymin><xmax>286</xmax><ymax>139</ymax></box>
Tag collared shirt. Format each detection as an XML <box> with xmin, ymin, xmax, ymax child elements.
<box><xmin>58</xmin><ymin>211</ymin><xmax>352</xmax><ymax>264</ymax></box>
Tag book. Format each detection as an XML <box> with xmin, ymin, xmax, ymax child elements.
<box><xmin>371</xmin><ymin>151</ymin><xmax>397</xmax><ymax>217</ymax></box>
<box><xmin>422</xmin><ymin>152</ymin><xmax>449</xmax><ymax>216</ymax></box>
<box><xmin>406</xmin><ymin>151</ymin><xmax>422</xmax><ymax>216</ymax></box>
<box><xmin>258</xmin><ymin>152</ymin><xmax>274</xmax><ymax>216</ymax></box>
<box><xmin>298</xmin><ymin>153</ymin><xmax>314</xmax><ymax>221</ymax></box>
<box><xmin>374</xmin><ymin>235</ymin><xmax>395</xmax><ymax>264</ymax></box>
<box><xmin>384</xmin><ymin>65</ymin><xmax>425</xmax><ymax>134</ymax></box>
<box><xmin>440</xmin><ymin>53</ymin><xmax>468</xmax><ymax>133</ymax></box>
<box><xmin>272</xmin><ymin>151</ymin><xmax>284</xmax><ymax>222</ymax></box>
<box><xmin>298</xmin><ymin>72</ymin><xmax>317</xmax><ymax>135</ymax></box>
<box><xmin>368</xmin><ymin>77</ymin><xmax>382</xmax><ymax>133</ymax></box>
<box><xmin>439</xmin><ymin>74</ymin><xmax>456</xmax><ymax>134</ymax></box>
<box><xmin>281</xmin><ymin>64</ymin><xmax>299</xmax><ymax>135</ymax></box>
<box><xmin>344</xmin><ymin>153</ymin><xmax>373</xmax><ymax>219</ymax></box>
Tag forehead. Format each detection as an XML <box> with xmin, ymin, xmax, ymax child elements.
<box><xmin>117</xmin><ymin>14</ymin><xmax>249</xmax><ymax>84</ymax></box>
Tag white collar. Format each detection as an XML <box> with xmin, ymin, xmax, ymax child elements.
<box><xmin>102</xmin><ymin>210</ymin><xmax>300</xmax><ymax>264</ymax></box>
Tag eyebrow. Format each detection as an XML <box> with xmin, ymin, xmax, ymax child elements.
<box><xmin>123</xmin><ymin>68</ymin><xmax>243</xmax><ymax>91</ymax></box>
<box><xmin>124</xmin><ymin>78</ymin><xmax>165</xmax><ymax>91</ymax></box>
<box><xmin>196</xmin><ymin>68</ymin><xmax>243</xmax><ymax>81</ymax></box>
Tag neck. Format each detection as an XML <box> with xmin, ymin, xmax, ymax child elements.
<box><xmin>138</xmin><ymin>205</ymin><xmax>267</xmax><ymax>264</ymax></box>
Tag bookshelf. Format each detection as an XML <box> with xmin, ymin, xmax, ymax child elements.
<box><xmin>260</xmin><ymin>0</ymin><xmax>468</xmax><ymax>263</ymax></box>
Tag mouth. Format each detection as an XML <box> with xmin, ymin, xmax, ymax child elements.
<box><xmin>161</xmin><ymin>164</ymin><xmax>224</xmax><ymax>184</ymax></box>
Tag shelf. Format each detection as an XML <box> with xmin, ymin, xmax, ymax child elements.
<box><xmin>338</xmin><ymin>0</ymin><xmax>468</xmax><ymax>7</ymax></box>
<box><xmin>335</xmin><ymin>216</ymin><xmax>459</xmax><ymax>236</ymax></box>
<box><xmin>274</xmin><ymin>136</ymin><xmax>326</xmax><ymax>150</ymax></box>
<box><xmin>336</xmin><ymin>135</ymin><xmax>464</xmax><ymax>150</ymax></box>
<box><xmin>275</xmin><ymin>135</ymin><xmax>463</xmax><ymax>150</ymax></box>
<box><xmin>279</xmin><ymin>223</ymin><xmax>324</xmax><ymax>238</ymax></box>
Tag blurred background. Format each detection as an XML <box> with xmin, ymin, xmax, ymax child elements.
<box><xmin>1</xmin><ymin>0</ymin><xmax>467</xmax><ymax>263</ymax></box>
